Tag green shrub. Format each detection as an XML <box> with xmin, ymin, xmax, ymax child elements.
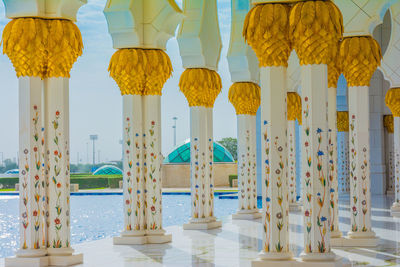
<box><xmin>108</xmin><ymin>177</ymin><xmax>123</xmax><ymax>189</ymax></box>
<box><xmin>0</xmin><ymin>174</ymin><xmax>123</xmax><ymax>190</ymax></box>
<box><xmin>0</xmin><ymin>177</ymin><xmax>18</xmax><ymax>189</ymax></box>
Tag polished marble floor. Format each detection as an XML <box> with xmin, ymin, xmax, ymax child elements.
<box><xmin>2</xmin><ymin>194</ymin><xmax>400</xmax><ymax>267</ymax></box>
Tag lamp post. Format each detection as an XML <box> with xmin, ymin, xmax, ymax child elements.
<box><xmin>173</xmin><ymin>117</ymin><xmax>177</xmax><ymax>147</ymax></box>
<box><xmin>90</xmin><ymin>135</ymin><xmax>98</xmax><ymax>169</ymax></box>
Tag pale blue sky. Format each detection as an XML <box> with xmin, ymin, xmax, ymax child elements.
<box><xmin>0</xmin><ymin>0</ymin><xmax>236</xmax><ymax>163</ymax></box>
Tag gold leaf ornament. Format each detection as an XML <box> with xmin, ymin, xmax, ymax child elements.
<box><xmin>340</xmin><ymin>36</ymin><xmax>382</xmax><ymax>87</ymax></box>
<box><xmin>179</xmin><ymin>68</ymin><xmax>222</xmax><ymax>108</ymax></box>
<box><xmin>287</xmin><ymin>92</ymin><xmax>302</xmax><ymax>124</ymax></box>
<box><xmin>383</xmin><ymin>115</ymin><xmax>394</xmax><ymax>133</ymax></box>
<box><xmin>328</xmin><ymin>42</ymin><xmax>341</xmax><ymax>88</ymax></box>
<box><xmin>243</xmin><ymin>3</ymin><xmax>291</xmax><ymax>67</ymax></box>
<box><xmin>337</xmin><ymin>111</ymin><xmax>349</xmax><ymax>132</ymax></box>
<box><xmin>385</xmin><ymin>88</ymin><xmax>400</xmax><ymax>117</ymax></box>
<box><xmin>2</xmin><ymin>18</ymin><xmax>83</xmax><ymax>78</ymax></box>
<box><xmin>228</xmin><ymin>82</ymin><xmax>260</xmax><ymax>115</ymax></box>
<box><xmin>108</xmin><ymin>48</ymin><xmax>172</xmax><ymax>96</ymax></box>
<box><xmin>289</xmin><ymin>0</ymin><xmax>343</xmax><ymax>66</ymax></box>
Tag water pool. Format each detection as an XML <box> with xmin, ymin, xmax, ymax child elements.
<box><xmin>0</xmin><ymin>194</ymin><xmax>261</xmax><ymax>258</ymax></box>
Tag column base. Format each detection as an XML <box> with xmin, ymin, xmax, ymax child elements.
<box><xmin>232</xmin><ymin>209</ymin><xmax>262</xmax><ymax>220</ymax></box>
<box><xmin>332</xmin><ymin>231</ymin><xmax>379</xmax><ymax>247</ymax></box>
<box><xmin>5</xmin><ymin>256</ymin><xmax>48</xmax><ymax>267</ymax></box>
<box><xmin>330</xmin><ymin>229</ymin><xmax>343</xmax><ymax>239</ymax></box>
<box><xmin>48</xmin><ymin>254</ymin><xmax>83</xmax><ymax>266</ymax></box>
<box><xmin>252</xmin><ymin>255</ymin><xmax>343</xmax><ymax>267</ymax></box>
<box><xmin>390</xmin><ymin>203</ymin><xmax>400</xmax><ymax>217</ymax></box>
<box><xmin>183</xmin><ymin>217</ymin><xmax>222</xmax><ymax>230</ymax></box>
<box><xmin>289</xmin><ymin>202</ymin><xmax>302</xmax><ymax>212</ymax></box>
<box><xmin>146</xmin><ymin>232</ymin><xmax>172</xmax><ymax>244</ymax></box>
<box><xmin>386</xmin><ymin>190</ymin><xmax>395</xmax><ymax>195</ymax></box>
<box><xmin>113</xmin><ymin>230</ymin><xmax>172</xmax><ymax>245</ymax></box>
<box><xmin>5</xmin><ymin>252</ymin><xmax>83</xmax><ymax>267</ymax></box>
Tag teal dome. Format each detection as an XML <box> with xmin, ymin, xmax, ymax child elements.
<box><xmin>93</xmin><ymin>165</ymin><xmax>123</xmax><ymax>175</ymax></box>
<box><xmin>164</xmin><ymin>139</ymin><xmax>234</xmax><ymax>164</ymax></box>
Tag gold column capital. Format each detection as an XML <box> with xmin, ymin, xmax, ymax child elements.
<box><xmin>108</xmin><ymin>48</ymin><xmax>172</xmax><ymax>96</ymax></box>
<box><xmin>243</xmin><ymin>3</ymin><xmax>291</xmax><ymax>67</ymax></box>
<box><xmin>385</xmin><ymin>87</ymin><xmax>400</xmax><ymax>117</ymax></box>
<box><xmin>289</xmin><ymin>0</ymin><xmax>343</xmax><ymax>66</ymax></box>
<box><xmin>228</xmin><ymin>82</ymin><xmax>260</xmax><ymax>116</ymax></box>
<box><xmin>287</xmin><ymin>92</ymin><xmax>302</xmax><ymax>125</ymax></box>
<box><xmin>340</xmin><ymin>35</ymin><xmax>382</xmax><ymax>87</ymax></box>
<box><xmin>337</xmin><ymin>111</ymin><xmax>349</xmax><ymax>132</ymax></box>
<box><xmin>2</xmin><ymin>18</ymin><xmax>83</xmax><ymax>78</ymax></box>
<box><xmin>383</xmin><ymin>114</ymin><xmax>394</xmax><ymax>133</ymax></box>
<box><xmin>179</xmin><ymin>68</ymin><xmax>222</xmax><ymax>108</ymax></box>
<box><xmin>328</xmin><ymin>42</ymin><xmax>341</xmax><ymax>88</ymax></box>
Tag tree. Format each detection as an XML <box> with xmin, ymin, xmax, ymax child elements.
<box><xmin>217</xmin><ymin>137</ymin><xmax>237</xmax><ymax>161</ymax></box>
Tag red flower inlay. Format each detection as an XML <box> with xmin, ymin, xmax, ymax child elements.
<box><xmin>151</xmin><ymin>206</ymin><xmax>155</xmax><ymax>212</ymax></box>
<box><xmin>54</xmin><ymin>218</ymin><xmax>61</xmax><ymax>225</ymax></box>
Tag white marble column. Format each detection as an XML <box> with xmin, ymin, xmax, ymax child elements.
<box><xmin>259</xmin><ymin>66</ymin><xmax>292</xmax><ymax>260</ymax></box>
<box><xmin>300</xmin><ymin>65</ymin><xmax>334</xmax><ymax>260</ymax></box>
<box><xmin>287</xmin><ymin>119</ymin><xmax>300</xmax><ymax>211</ymax></box>
<box><xmin>17</xmin><ymin>77</ymin><xmax>47</xmax><ymax>257</ymax></box>
<box><xmin>184</xmin><ymin>106</ymin><xmax>221</xmax><ymax>230</ymax></box>
<box><xmin>143</xmin><ymin>95</ymin><xmax>171</xmax><ymax>242</ymax></box>
<box><xmin>347</xmin><ymin>86</ymin><xmax>377</xmax><ymax>244</ymax></box>
<box><xmin>233</xmin><ymin>114</ymin><xmax>260</xmax><ymax>219</ymax></box>
<box><xmin>338</xmin><ymin>131</ymin><xmax>350</xmax><ymax>194</ymax></box>
<box><xmin>206</xmin><ymin>108</ymin><xmax>215</xmax><ymax>219</ymax></box>
<box><xmin>328</xmin><ymin>87</ymin><xmax>341</xmax><ymax>238</ymax></box>
<box><xmin>114</xmin><ymin>95</ymin><xmax>146</xmax><ymax>244</ymax></box>
<box><xmin>44</xmin><ymin>78</ymin><xmax>79</xmax><ymax>259</ymax></box>
<box><xmin>391</xmin><ymin>117</ymin><xmax>400</xmax><ymax>216</ymax></box>
<box><xmin>386</xmin><ymin>130</ymin><xmax>395</xmax><ymax>194</ymax></box>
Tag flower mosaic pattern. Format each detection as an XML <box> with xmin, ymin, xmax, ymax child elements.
<box><xmin>49</xmin><ymin>110</ymin><xmax>70</xmax><ymax>248</ymax></box>
<box><xmin>303</xmin><ymin>96</ymin><xmax>330</xmax><ymax>254</ymax></box>
<box><xmin>338</xmin><ymin>133</ymin><xmax>350</xmax><ymax>193</ymax></box>
<box><xmin>145</xmin><ymin>120</ymin><xmax>162</xmax><ymax>230</ymax></box>
<box><xmin>208</xmin><ymin>138</ymin><xmax>214</xmax><ymax>217</ymax></box>
<box><xmin>288</xmin><ymin>125</ymin><xmax>296</xmax><ymax>204</ymax></box>
<box><xmin>350</xmin><ymin>114</ymin><xmax>370</xmax><ymax>233</ymax></box>
<box><xmin>239</xmin><ymin>129</ymin><xmax>257</xmax><ymax>211</ymax></box>
<box><xmin>328</xmin><ymin>127</ymin><xmax>339</xmax><ymax>233</ymax></box>
<box><xmin>124</xmin><ymin>117</ymin><xmax>144</xmax><ymax>231</ymax></box>
<box><xmin>21</xmin><ymin>104</ymin><xmax>46</xmax><ymax>249</ymax></box>
<box><xmin>262</xmin><ymin>119</ymin><xmax>288</xmax><ymax>253</ymax></box>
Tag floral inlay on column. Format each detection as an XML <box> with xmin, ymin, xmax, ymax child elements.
<box><xmin>229</xmin><ymin>82</ymin><xmax>260</xmax><ymax>219</ymax></box>
<box><xmin>385</xmin><ymin>88</ymin><xmax>400</xmax><ymax>217</ymax></box>
<box><xmin>289</xmin><ymin>0</ymin><xmax>343</xmax><ymax>259</ymax></box>
<box><xmin>340</xmin><ymin>35</ymin><xmax>381</xmax><ymax>242</ymax></box>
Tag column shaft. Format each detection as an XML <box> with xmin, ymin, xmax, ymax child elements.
<box><xmin>143</xmin><ymin>95</ymin><xmax>164</xmax><ymax>234</ymax></box>
<box><xmin>122</xmin><ymin>95</ymin><xmax>145</xmax><ymax>235</ymax></box>
<box><xmin>44</xmin><ymin>78</ymin><xmax>73</xmax><ymax>255</ymax></box>
<box><xmin>206</xmin><ymin>108</ymin><xmax>215</xmax><ymax>218</ymax></box>
<box><xmin>237</xmin><ymin>115</ymin><xmax>257</xmax><ymax>212</ymax></box>
<box><xmin>348</xmin><ymin>86</ymin><xmax>375</xmax><ymax>237</ymax></box>
<box><xmin>17</xmin><ymin>77</ymin><xmax>47</xmax><ymax>256</ymax></box>
<box><xmin>328</xmin><ymin>87</ymin><xmax>340</xmax><ymax>238</ymax></box>
<box><xmin>260</xmin><ymin>66</ymin><xmax>291</xmax><ymax>259</ymax></box>
<box><xmin>288</xmin><ymin>120</ymin><xmax>297</xmax><ymax>204</ymax></box>
<box><xmin>338</xmin><ymin>132</ymin><xmax>350</xmax><ymax>193</ymax></box>
<box><xmin>393</xmin><ymin>118</ymin><xmax>400</xmax><ymax>205</ymax></box>
<box><xmin>189</xmin><ymin>106</ymin><xmax>211</xmax><ymax>221</ymax></box>
<box><xmin>301</xmin><ymin>65</ymin><xmax>333</xmax><ymax>258</ymax></box>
